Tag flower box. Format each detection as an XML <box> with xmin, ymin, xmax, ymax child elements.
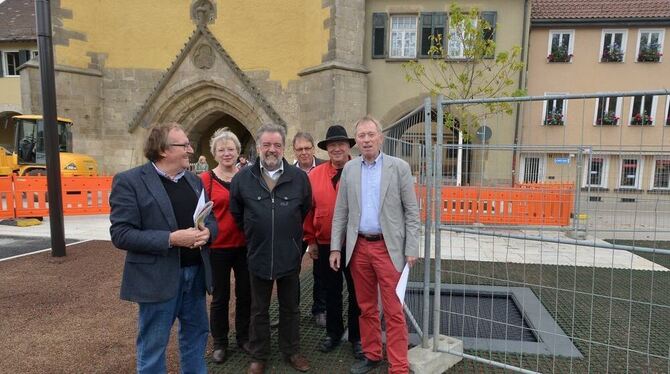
<box><xmin>630</xmin><ymin>112</ymin><xmax>653</xmax><ymax>126</ymax></box>
<box><xmin>601</xmin><ymin>45</ymin><xmax>624</xmax><ymax>62</ymax></box>
<box><xmin>637</xmin><ymin>48</ymin><xmax>662</xmax><ymax>62</ymax></box>
<box><xmin>547</xmin><ymin>46</ymin><xmax>572</xmax><ymax>63</ymax></box>
<box><xmin>596</xmin><ymin>112</ymin><xmax>619</xmax><ymax>125</ymax></box>
<box><xmin>544</xmin><ymin>111</ymin><xmax>564</xmax><ymax>126</ymax></box>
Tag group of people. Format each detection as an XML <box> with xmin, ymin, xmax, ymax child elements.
<box><xmin>109</xmin><ymin>115</ymin><xmax>420</xmax><ymax>374</ymax></box>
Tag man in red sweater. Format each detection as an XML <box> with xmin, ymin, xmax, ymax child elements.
<box><xmin>303</xmin><ymin>125</ymin><xmax>362</xmax><ymax>358</ymax></box>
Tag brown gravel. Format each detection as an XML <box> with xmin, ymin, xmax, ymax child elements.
<box><xmin>0</xmin><ymin>240</ymin><xmax>315</xmax><ymax>374</ymax></box>
<box><xmin>0</xmin><ymin>241</ymin><xmax>180</xmax><ymax>373</ymax></box>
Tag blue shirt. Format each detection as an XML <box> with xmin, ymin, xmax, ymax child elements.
<box><xmin>152</xmin><ymin>162</ymin><xmax>186</xmax><ymax>182</ymax></box>
<box><xmin>358</xmin><ymin>152</ymin><xmax>383</xmax><ymax>234</ymax></box>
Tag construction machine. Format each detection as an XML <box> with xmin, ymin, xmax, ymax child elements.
<box><xmin>0</xmin><ymin>115</ymin><xmax>98</xmax><ymax>176</ymax></box>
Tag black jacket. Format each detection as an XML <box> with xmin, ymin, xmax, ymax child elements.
<box><xmin>230</xmin><ymin>158</ymin><xmax>312</xmax><ymax>280</ymax></box>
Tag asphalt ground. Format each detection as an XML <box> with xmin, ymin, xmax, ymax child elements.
<box><xmin>0</xmin><ymin>235</ymin><xmax>79</xmax><ymax>259</ymax></box>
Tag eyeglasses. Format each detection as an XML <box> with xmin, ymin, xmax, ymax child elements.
<box><xmin>294</xmin><ymin>146</ymin><xmax>313</xmax><ymax>153</ymax></box>
<box><xmin>169</xmin><ymin>142</ymin><xmax>193</xmax><ymax>150</ymax></box>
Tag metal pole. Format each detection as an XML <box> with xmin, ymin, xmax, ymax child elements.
<box><xmin>421</xmin><ymin>97</ymin><xmax>432</xmax><ymax>348</ymax></box>
<box><xmin>571</xmin><ymin>147</ymin><xmax>585</xmax><ymax>239</ymax></box>
<box><xmin>35</xmin><ymin>0</ymin><xmax>65</xmax><ymax>257</ymax></box>
<box><xmin>432</xmin><ymin>95</ymin><xmax>444</xmax><ymax>351</ymax></box>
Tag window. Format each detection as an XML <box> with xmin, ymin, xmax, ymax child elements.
<box><xmin>372</xmin><ymin>13</ymin><xmax>388</xmax><ymax>58</ymax></box>
<box><xmin>447</xmin><ymin>17</ymin><xmax>477</xmax><ymax>59</ymax></box>
<box><xmin>666</xmin><ymin>95</ymin><xmax>670</xmax><ymax>126</ymax></box>
<box><xmin>521</xmin><ymin>155</ymin><xmax>545</xmax><ymax>183</ymax></box>
<box><xmin>547</xmin><ymin>30</ymin><xmax>574</xmax><ymax>63</ymax></box>
<box><xmin>594</xmin><ymin>96</ymin><xmax>622</xmax><ymax>125</ymax></box>
<box><xmin>2</xmin><ymin>51</ymin><xmax>20</xmax><ymax>76</ymax></box>
<box><xmin>636</xmin><ymin>29</ymin><xmax>664</xmax><ymax>62</ymax></box>
<box><xmin>584</xmin><ymin>156</ymin><xmax>608</xmax><ymax>188</ymax></box>
<box><xmin>389</xmin><ymin>15</ymin><xmax>418</xmax><ymax>58</ymax></box>
<box><xmin>542</xmin><ymin>93</ymin><xmax>567</xmax><ymax>126</ymax></box>
<box><xmin>652</xmin><ymin>157</ymin><xmax>670</xmax><ymax>189</ymax></box>
<box><xmin>619</xmin><ymin>157</ymin><xmax>642</xmax><ymax>189</ymax></box>
<box><xmin>629</xmin><ymin>95</ymin><xmax>657</xmax><ymax>125</ymax></box>
<box><xmin>419</xmin><ymin>13</ymin><xmax>446</xmax><ymax>57</ymax></box>
<box><xmin>600</xmin><ymin>29</ymin><xmax>627</xmax><ymax>62</ymax></box>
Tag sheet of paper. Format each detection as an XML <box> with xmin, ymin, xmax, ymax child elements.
<box><xmin>193</xmin><ymin>189</ymin><xmax>213</xmax><ymax>228</ymax></box>
<box><xmin>396</xmin><ymin>263</ymin><xmax>410</xmax><ymax>306</ymax></box>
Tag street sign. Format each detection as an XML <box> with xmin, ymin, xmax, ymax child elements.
<box><xmin>554</xmin><ymin>157</ymin><xmax>570</xmax><ymax>165</ymax></box>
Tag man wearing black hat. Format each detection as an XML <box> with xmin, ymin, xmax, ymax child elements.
<box><xmin>303</xmin><ymin>125</ymin><xmax>362</xmax><ymax>358</ymax></box>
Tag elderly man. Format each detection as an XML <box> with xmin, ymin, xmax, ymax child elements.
<box><xmin>330</xmin><ymin>116</ymin><xmax>420</xmax><ymax>374</ymax></box>
<box><xmin>109</xmin><ymin>122</ymin><xmax>217</xmax><ymax>374</ymax></box>
<box><xmin>303</xmin><ymin>125</ymin><xmax>362</xmax><ymax>358</ymax></box>
<box><xmin>230</xmin><ymin>123</ymin><xmax>312</xmax><ymax>374</ymax></box>
<box><xmin>292</xmin><ymin>131</ymin><xmax>327</xmax><ymax>327</ymax></box>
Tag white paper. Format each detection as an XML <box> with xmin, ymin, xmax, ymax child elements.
<box><xmin>193</xmin><ymin>189</ymin><xmax>213</xmax><ymax>228</ymax></box>
<box><xmin>395</xmin><ymin>264</ymin><xmax>410</xmax><ymax>306</ymax></box>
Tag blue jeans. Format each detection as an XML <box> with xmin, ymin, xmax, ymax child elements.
<box><xmin>136</xmin><ymin>265</ymin><xmax>209</xmax><ymax>374</ymax></box>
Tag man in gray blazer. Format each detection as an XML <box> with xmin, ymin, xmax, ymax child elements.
<box><xmin>110</xmin><ymin>122</ymin><xmax>217</xmax><ymax>374</ymax></box>
<box><xmin>330</xmin><ymin>115</ymin><xmax>420</xmax><ymax>374</ymax></box>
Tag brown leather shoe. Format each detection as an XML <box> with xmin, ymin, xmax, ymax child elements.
<box><xmin>285</xmin><ymin>353</ymin><xmax>310</xmax><ymax>372</ymax></box>
<box><xmin>247</xmin><ymin>361</ymin><xmax>265</xmax><ymax>374</ymax></box>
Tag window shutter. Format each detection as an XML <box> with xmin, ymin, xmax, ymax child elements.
<box><xmin>18</xmin><ymin>50</ymin><xmax>31</xmax><ymax>66</ymax></box>
<box><xmin>0</xmin><ymin>52</ymin><xmax>4</xmax><ymax>77</ymax></box>
<box><xmin>481</xmin><ymin>11</ymin><xmax>497</xmax><ymax>59</ymax></box>
<box><xmin>372</xmin><ymin>13</ymin><xmax>388</xmax><ymax>59</ymax></box>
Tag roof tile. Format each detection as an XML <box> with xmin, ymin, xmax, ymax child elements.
<box><xmin>532</xmin><ymin>0</ymin><xmax>670</xmax><ymax>20</ymax></box>
<box><xmin>0</xmin><ymin>0</ymin><xmax>36</xmax><ymax>42</ymax></box>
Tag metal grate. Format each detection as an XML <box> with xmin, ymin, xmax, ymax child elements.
<box><xmin>406</xmin><ymin>289</ymin><xmax>537</xmax><ymax>342</ymax></box>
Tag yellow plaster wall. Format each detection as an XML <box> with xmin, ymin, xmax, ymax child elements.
<box><xmin>55</xmin><ymin>0</ymin><xmax>330</xmax><ymax>87</ymax></box>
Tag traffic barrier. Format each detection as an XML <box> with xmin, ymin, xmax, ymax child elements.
<box><xmin>416</xmin><ymin>183</ymin><xmax>574</xmax><ymax>226</ymax></box>
<box><xmin>11</xmin><ymin>175</ymin><xmax>113</xmax><ymax>218</ymax></box>
<box><xmin>0</xmin><ymin>177</ymin><xmax>15</xmax><ymax>219</ymax></box>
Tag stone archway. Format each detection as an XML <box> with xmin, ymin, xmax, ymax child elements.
<box><xmin>151</xmin><ymin>81</ymin><xmax>263</xmax><ymax>164</ymax></box>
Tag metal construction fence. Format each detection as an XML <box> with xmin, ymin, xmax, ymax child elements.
<box><xmin>384</xmin><ymin>91</ymin><xmax>670</xmax><ymax>373</ymax></box>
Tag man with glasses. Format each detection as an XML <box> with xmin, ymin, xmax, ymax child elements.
<box><xmin>110</xmin><ymin>122</ymin><xmax>217</xmax><ymax>373</ymax></box>
<box><xmin>292</xmin><ymin>132</ymin><xmax>327</xmax><ymax>328</ymax></box>
<box><xmin>230</xmin><ymin>123</ymin><xmax>312</xmax><ymax>374</ymax></box>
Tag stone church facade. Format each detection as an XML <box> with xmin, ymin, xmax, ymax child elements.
<box><xmin>19</xmin><ymin>0</ymin><xmax>369</xmax><ymax>174</ymax></box>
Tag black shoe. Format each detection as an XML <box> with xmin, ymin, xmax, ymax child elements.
<box><xmin>238</xmin><ymin>341</ymin><xmax>252</xmax><ymax>355</ymax></box>
<box><xmin>350</xmin><ymin>357</ymin><xmax>382</xmax><ymax>374</ymax></box>
<box><xmin>319</xmin><ymin>336</ymin><xmax>341</xmax><ymax>353</ymax></box>
<box><xmin>352</xmin><ymin>341</ymin><xmax>364</xmax><ymax>360</ymax></box>
<box><xmin>211</xmin><ymin>348</ymin><xmax>227</xmax><ymax>364</ymax></box>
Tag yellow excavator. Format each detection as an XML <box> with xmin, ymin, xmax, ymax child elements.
<box><xmin>0</xmin><ymin>114</ymin><xmax>98</xmax><ymax>176</ymax></box>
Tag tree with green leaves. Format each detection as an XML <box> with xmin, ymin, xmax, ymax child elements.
<box><xmin>403</xmin><ymin>3</ymin><xmax>525</xmax><ymax>140</ymax></box>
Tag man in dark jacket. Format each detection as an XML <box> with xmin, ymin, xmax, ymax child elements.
<box><xmin>230</xmin><ymin>123</ymin><xmax>312</xmax><ymax>374</ymax></box>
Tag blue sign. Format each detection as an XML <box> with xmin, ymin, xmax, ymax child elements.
<box><xmin>554</xmin><ymin>157</ymin><xmax>570</xmax><ymax>165</ymax></box>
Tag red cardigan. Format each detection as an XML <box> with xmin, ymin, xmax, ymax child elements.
<box><xmin>201</xmin><ymin>171</ymin><xmax>246</xmax><ymax>249</ymax></box>
<box><xmin>303</xmin><ymin>160</ymin><xmax>344</xmax><ymax>246</ymax></box>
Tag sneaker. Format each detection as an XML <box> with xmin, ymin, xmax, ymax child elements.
<box><xmin>350</xmin><ymin>357</ymin><xmax>382</xmax><ymax>374</ymax></box>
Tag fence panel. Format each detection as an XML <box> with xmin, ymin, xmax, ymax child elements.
<box><xmin>12</xmin><ymin>175</ymin><xmax>112</xmax><ymax>218</ymax></box>
<box><xmin>0</xmin><ymin>176</ymin><xmax>15</xmax><ymax>219</ymax></box>
<box><xmin>383</xmin><ymin>91</ymin><xmax>670</xmax><ymax>373</ymax></box>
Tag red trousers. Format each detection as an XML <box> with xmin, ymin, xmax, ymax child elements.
<box><xmin>350</xmin><ymin>238</ymin><xmax>408</xmax><ymax>374</ymax></box>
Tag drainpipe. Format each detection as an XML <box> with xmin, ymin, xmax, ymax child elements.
<box><xmin>511</xmin><ymin>0</ymin><xmax>530</xmax><ymax>186</ymax></box>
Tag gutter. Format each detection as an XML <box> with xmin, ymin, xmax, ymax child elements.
<box><xmin>511</xmin><ymin>0</ymin><xmax>530</xmax><ymax>186</ymax></box>
<box><xmin>532</xmin><ymin>17</ymin><xmax>670</xmax><ymax>27</ymax></box>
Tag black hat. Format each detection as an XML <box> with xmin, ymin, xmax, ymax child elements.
<box><xmin>317</xmin><ymin>125</ymin><xmax>356</xmax><ymax>150</ymax></box>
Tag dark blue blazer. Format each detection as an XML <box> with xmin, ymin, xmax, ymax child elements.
<box><xmin>109</xmin><ymin>162</ymin><xmax>217</xmax><ymax>303</ymax></box>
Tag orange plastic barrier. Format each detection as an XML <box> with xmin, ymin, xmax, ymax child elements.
<box><xmin>0</xmin><ymin>177</ymin><xmax>15</xmax><ymax>219</ymax></box>
<box><xmin>415</xmin><ymin>183</ymin><xmax>574</xmax><ymax>226</ymax></box>
<box><xmin>12</xmin><ymin>175</ymin><xmax>113</xmax><ymax>218</ymax></box>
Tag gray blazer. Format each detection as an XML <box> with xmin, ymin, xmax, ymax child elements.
<box><xmin>331</xmin><ymin>153</ymin><xmax>420</xmax><ymax>272</ymax></box>
<box><xmin>110</xmin><ymin>162</ymin><xmax>217</xmax><ymax>303</ymax></box>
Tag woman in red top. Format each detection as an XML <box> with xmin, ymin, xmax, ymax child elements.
<box><xmin>201</xmin><ymin>128</ymin><xmax>249</xmax><ymax>364</ymax></box>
